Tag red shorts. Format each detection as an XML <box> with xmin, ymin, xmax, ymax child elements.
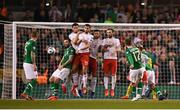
<box><xmin>142</xmin><ymin>71</ymin><xmax>148</xmax><ymax>83</ymax></box>
<box><xmin>73</xmin><ymin>53</ymin><xmax>90</xmax><ymax>67</ymax></box>
<box><xmin>89</xmin><ymin>57</ymin><xmax>98</xmax><ymax>76</ymax></box>
<box><xmin>72</xmin><ymin>53</ymin><xmax>81</xmax><ymax>66</ymax></box>
<box><xmin>103</xmin><ymin>59</ymin><xmax>117</xmax><ymax>75</ymax></box>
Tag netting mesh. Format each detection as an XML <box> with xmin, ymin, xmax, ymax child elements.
<box><xmin>2</xmin><ymin>23</ymin><xmax>180</xmax><ymax>99</ymax></box>
<box><xmin>2</xmin><ymin>24</ymin><xmax>13</xmax><ymax>99</ymax></box>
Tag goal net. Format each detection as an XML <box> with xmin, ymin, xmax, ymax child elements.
<box><xmin>2</xmin><ymin>22</ymin><xmax>180</xmax><ymax>99</ymax></box>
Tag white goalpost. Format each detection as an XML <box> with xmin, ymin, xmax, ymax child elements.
<box><xmin>2</xmin><ymin>22</ymin><xmax>180</xmax><ymax>99</ymax></box>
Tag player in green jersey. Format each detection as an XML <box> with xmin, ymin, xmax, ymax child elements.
<box><xmin>48</xmin><ymin>39</ymin><xmax>75</xmax><ymax>101</ymax></box>
<box><xmin>20</xmin><ymin>32</ymin><xmax>38</xmax><ymax>100</ymax></box>
<box><xmin>125</xmin><ymin>39</ymin><xmax>145</xmax><ymax>101</ymax></box>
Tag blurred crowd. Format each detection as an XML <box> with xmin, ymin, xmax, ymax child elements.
<box><xmin>0</xmin><ymin>2</ymin><xmax>180</xmax><ymax>23</ymax></box>
<box><xmin>15</xmin><ymin>27</ymin><xmax>180</xmax><ymax>84</ymax></box>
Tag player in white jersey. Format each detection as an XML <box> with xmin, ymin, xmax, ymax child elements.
<box><xmin>76</xmin><ymin>24</ymin><xmax>93</xmax><ymax>94</ymax></box>
<box><xmin>71</xmin><ymin>24</ymin><xmax>93</xmax><ymax>96</ymax></box>
<box><xmin>102</xmin><ymin>28</ymin><xmax>120</xmax><ymax>97</ymax></box>
<box><xmin>89</xmin><ymin>30</ymin><xmax>102</xmax><ymax>98</ymax></box>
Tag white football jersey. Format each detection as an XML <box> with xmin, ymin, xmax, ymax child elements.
<box><xmin>90</xmin><ymin>38</ymin><xmax>102</xmax><ymax>59</ymax></box>
<box><xmin>102</xmin><ymin>37</ymin><xmax>120</xmax><ymax>59</ymax></box>
<box><xmin>78</xmin><ymin>32</ymin><xmax>94</xmax><ymax>53</ymax></box>
<box><xmin>69</xmin><ymin>32</ymin><xmax>78</xmax><ymax>51</ymax></box>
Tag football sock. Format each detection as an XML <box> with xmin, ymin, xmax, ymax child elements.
<box><xmin>104</xmin><ymin>77</ymin><xmax>108</xmax><ymax>89</ymax></box>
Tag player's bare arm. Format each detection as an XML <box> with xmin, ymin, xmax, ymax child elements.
<box><xmin>31</xmin><ymin>51</ymin><xmax>36</xmax><ymax>70</ymax></box>
<box><xmin>59</xmin><ymin>55</ymin><xmax>74</xmax><ymax>70</ymax></box>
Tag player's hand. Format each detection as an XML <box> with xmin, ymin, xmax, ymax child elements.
<box><xmin>129</xmin><ymin>65</ymin><xmax>134</xmax><ymax>69</ymax></box>
<box><xmin>58</xmin><ymin>65</ymin><xmax>63</xmax><ymax>70</ymax></box>
<box><xmin>76</xmin><ymin>49</ymin><xmax>80</xmax><ymax>54</ymax></box>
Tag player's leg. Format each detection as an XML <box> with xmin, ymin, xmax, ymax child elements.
<box><xmin>148</xmin><ymin>70</ymin><xmax>165</xmax><ymax>100</ymax></box>
<box><xmin>129</xmin><ymin>69</ymin><xmax>137</xmax><ymax>100</ymax></box>
<box><xmin>80</xmin><ymin>53</ymin><xmax>90</xmax><ymax>94</ymax></box>
<box><xmin>48</xmin><ymin>76</ymin><xmax>59</xmax><ymax>100</ymax></box>
<box><xmin>103</xmin><ymin>59</ymin><xmax>110</xmax><ymax>96</ymax></box>
<box><xmin>89</xmin><ymin>57</ymin><xmax>98</xmax><ymax>98</ymax></box>
<box><xmin>121</xmin><ymin>82</ymin><xmax>133</xmax><ymax>99</ymax></box>
<box><xmin>131</xmin><ymin>69</ymin><xmax>143</xmax><ymax>101</ymax></box>
<box><xmin>71</xmin><ymin>54</ymin><xmax>81</xmax><ymax>96</ymax></box>
<box><xmin>142</xmin><ymin>71</ymin><xmax>148</xmax><ymax>97</ymax></box>
<box><xmin>21</xmin><ymin>63</ymin><xmax>37</xmax><ymax>100</ymax></box>
<box><xmin>77</xmin><ymin>67</ymin><xmax>83</xmax><ymax>97</ymax></box>
<box><xmin>48</xmin><ymin>69</ymin><xmax>61</xmax><ymax>100</ymax></box>
<box><xmin>110</xmin><ymin>59</ymin><xmax>117</xmax><ymax>97</ymax></box>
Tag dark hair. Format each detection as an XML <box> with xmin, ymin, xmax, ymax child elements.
<box><xmin>125</xmin><ymin>38</ymin><xmax>132</xmax><ymax>46</ymax></box>
<box><xmin>84</xmin><ymin>24</ymin><xmax>91</xmax><ymax>28</ymax></box>
<box><xmin>106</xmin><ymin>28</ymin><xmax>114</xmax><ymax>32</ymax></box>
<box><xmin>64</xmin><ymin>38</ymin><xmax>70</xmax><ymax>42</ymax></box>
<box><xmin>72</xmin><ymin>23</ymin><xmax>79</xmax><ymax>27</ymax></box>
<box><xmin>94</xmin><ymin>30</ymin><xmax>100</xmax><ymax>32</ymax></box>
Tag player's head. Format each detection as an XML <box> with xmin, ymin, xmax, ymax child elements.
<box><xmin>125</xmin><ymin>38</ymin><xmax>132</xmax><ymax>47</ymax></box>
<box><xmin>93</xmin><ymin>30</ymin><xmax>100</xmax><ymax>39</ymax></box>
<box><xmin>72</xmin><ymin>23</ymin><xmax>79</xmax><ymax>33</ymax></box>
<box><xmin>106</xmin><ymin>28</ymin><xmax>114</xmax><ymax>38</ymax></box>
<box><xmin>134</xmin><ymin>38</ymin><xmax>143</xmax><ymax>49</ymax></box>
<box><xmin>63</xmin><ymin>38</ymin><xmax>70</xmax><ymax>48</ymax></box>
<box><xmin>31</xmin><ymin>31</ymin><xmax>38</xmax><ymax>41</ymax></box>
<box><xmin>84</xmin><ymin>24</ymin><xmax>91</xmax><ymax>33</ymax></box>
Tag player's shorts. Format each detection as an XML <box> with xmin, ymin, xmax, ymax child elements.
<box><xmin>23</xmin><ymin>63</ymin><xmax>37</xmax><ymax>79</ymax></box>
<box><xmin>52</xmin><ymin>68</ymin><xmax>70</xmax><ymax>81</ymax></box>
<box><xmin>73</xmin><ymin>53</ymin><xmax>90</xmax><ymax>67</ymax></box>
<box><xmin>103</xmin><ymin>59</ymin><xmax>117</xmax><ymax>75</ymax></box>
<box><xmin>147</xmin><ymin>70</ymin><xmax>155</xmax><ymax>84</ymax></box>
<box><xmin>129</xmin><ymin>67</ymin><xmax>145</xmax><ymax>83</ymax></box>
<box><xmin>72</xmin><ymin>53</ymin><xmax>81</xmax><ymax>66</ymax></box>
<box><xmin>79</xmin><ymin>53</ymin><xmax>90</xmax><ymax>67</ymax></box>
<box><xmin>89</xmin><ymin>57</ymin><xmax>98</xmax><ymax>76</ymax></box>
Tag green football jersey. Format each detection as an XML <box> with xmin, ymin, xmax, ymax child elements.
<box><xmin>61</xmin><ymin>46</ymin><xmax>75</xmax><ymax>69</ymax></box>
<box><xmin>125</xmin><ymin>47</ymin><xmax>143</xmax><ymax>69</ymax></box>
<box><xmin>24</xmin><ymin>39</ymin><xmax>37</xmax><ymax>64</ymax></box>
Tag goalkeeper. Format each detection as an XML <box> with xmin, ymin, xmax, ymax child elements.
<box><xmin>20</xmin><ymin>32</ymin><xmax>38</xmax><ymax>100</ymax></box>
<box><xmin>48</xmin><ymin>39</ymin><xmax>75</xmax><ymax>101</ymax></box>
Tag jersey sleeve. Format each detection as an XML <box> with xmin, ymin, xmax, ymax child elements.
<box><xmin>68</xmin><ymin>34</ymin><xmax>72</xmax><ymax>40</ymax></box>
<box><xmin>115</xmin><ymin>39</ymin><xmax>120</xmax><ymax>47</ymax></box>
<box><xmin>125</xmin><ymin>51</ymin><xmax>134</xmax><ymax>66</ymax></box>
<box><xmin>69</xmin><ymin>48</ymin><xmax>75</xmax><ymax>56</ymax></box>
<box><xmin>32</xmin><ymin>42</ymin><xmax>37</xmax><ymax>54</ymax></box>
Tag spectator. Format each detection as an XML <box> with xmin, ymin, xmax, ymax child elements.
<box><xmin>64</xmin><ymin>4</ymin><xmax>73</xmax><ymax>22</ymax></box>
<box><xmin>48</xmin><ymin>5</ymin><xmax>63</xmax><ymax>22</ymax></box>
<box><xmin>77</xmin><ymin>3</ymin><xmax>90</xmax><ymax>22</ymax></box>
<box><xmin>22</xmin><ymin>10</ymin><xmax>33</xmax><ymax>21</ymax></box>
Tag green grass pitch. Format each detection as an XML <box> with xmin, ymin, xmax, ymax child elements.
<box><xmin>0</xmin><ymin>99</ymin><xmax>180</xmax><ymax>109</ymax></box>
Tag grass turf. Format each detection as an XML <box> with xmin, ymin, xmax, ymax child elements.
<box><xmin>0</xmin><ymin>99</ymin><xmax>180</xmax><ymax>109</ymax></box>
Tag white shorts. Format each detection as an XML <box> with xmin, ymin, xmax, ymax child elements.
<box><xmin>147</xmin><ymin>70</ymin><xmax>155</xmax><ymax>84</ymax></box>
<box><xmin>23</xmin><ymin>63</ymin><xmax>37</xmax><ymax>79</ymax></box>
<box><xmin>129</xmin><ymin>67</ymin><xmax>145</xmax><ymax>83</ymax></box>
<box><xmin>52</xmin><ymin>68</ymin><xmax>70</xmax><ymax>81</ymax></box>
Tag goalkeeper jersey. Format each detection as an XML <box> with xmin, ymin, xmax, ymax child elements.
<box><xmin>141</xmin><ymin>51</ymin><xmax>154</xmax><ymax>71</ymax></box>
<box><xmin>24</xmin><ymin>39</ymin><xmax>37</xmax><ymax>64</ymax></box>
<box><xmin>125</xmin><ymin>47</ymin><xmax>143</xmax><ymax>69</ymax></box>
<box><xmin>61</xmin><ymin>46</ymin><xmax>75</xmax><ymax>69</ymax></box>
